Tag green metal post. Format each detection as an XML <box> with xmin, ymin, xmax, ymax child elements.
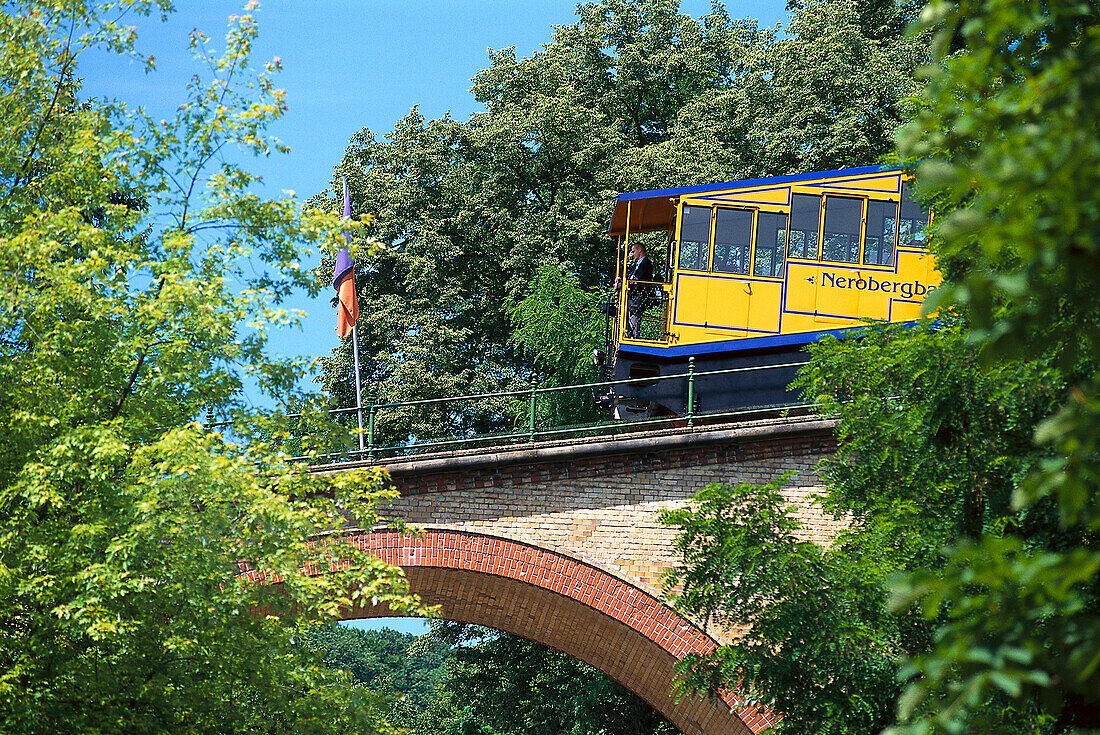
<box><xmin>528</xmin><ymin>387</ymin><xmax>537</xmax><ymax>442</ymax></box>
<box><xmin>367</xmin><ymin>393</ymin><xmax>376</xmax><ymax>460</ymax></box>
<box><xmin>687</xmin><ymin>356</ymin><xmax>696</xmax><ymax>428</ymax></box>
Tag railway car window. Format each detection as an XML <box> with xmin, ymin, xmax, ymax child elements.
<box><xmin>711</xmin><ymin>208</ymin><xmax>753</xmax><ymax>275</ymax></box>
<box><xmin>822</xmin><ymin>196</ymin><xmax>862</xmax><ymax>263</ymax></box>
<box><xmin>754</xmin><ymin>211</ymin><xmax>788</xmax><ymax>277</ymax></box>
<box><xmin>863</xmin><ymin>199</ymin><xmax>898</xmax><ymax>266</ymax></box>
<box><xmin>788</xmin><ymin>193</ymin><xmax>821</xmax><ymax>259</ymax></box>
<box><xmin>678</xmin><ymin>205</ymin><xmax>710</xmax><ymax>271</ymax></box>
<box><xmin>899</xmin><ymin>182</ymin><xmax>930</xmax><ymax>248</ymax></box>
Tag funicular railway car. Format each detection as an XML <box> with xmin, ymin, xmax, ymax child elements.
<box><xmin>598</xmin><ymin>165</ymin><xmax>938</xmax><ymax>418</ymax></box>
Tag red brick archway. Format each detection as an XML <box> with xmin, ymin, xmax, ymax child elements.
<box><xmin>329</xmin><ymin>529</ymin><xmax>775</xmax><ymax>735</ymax></box>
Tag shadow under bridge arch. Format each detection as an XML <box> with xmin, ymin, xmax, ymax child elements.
<box><xmin>335</xmin><ymin>528</ymin><xmax>775</xmax><ymax>735</ymax></box>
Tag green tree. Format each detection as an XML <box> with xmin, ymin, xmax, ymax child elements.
<box><xmin>0</xmin><ymin>3</ymin><xmax>420</xmax><ymax>733</ymax></box>
<box><xmin>660</xmin><ymin>474</ymin><xmax>901</xmax><ymax>735</ymax></box>
<box><xmin>317</xmin><ymin>0</ymin><xmax>926</xmax><ymax>440</ymax></box>
<box><xmin>887</xmin><ymin>0</ymin><xmax>1100</xmax><ymax>731</ymax></box>
<box><xmin>417</xmin><ymin>622</ymin><xmax>676</xmax><ymax>735</ymax></box>
<box><xmin>661</xmin><ymin>320</ymin><xmax>1084</xmax><ymax>734</ymax></box>
<box><xmin>303</xmin><ymin>621</ymin><xmax>676</xmax><ymax>735</ymax></box>
<box><xmin>511</xmin><ymin>263</ymin><xmax>608</xmax><ymax>427</ymax></box>
<box><xmin>631</xmin><ymin>0</ymin><xmax>926</xmax><ymax>185</ymax></box>
<box><xmin>305</xmin><ymin>623</ymin><xmax>449</xmax><ymax>713</ymax></box>
<box><xmin>661</xmin><ymin>0</ymin><xmax>1100</xmax><ymax>731</ymax></box>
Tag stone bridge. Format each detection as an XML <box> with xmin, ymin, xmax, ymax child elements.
<box><xmin>312</xmin><ymin>415</ymin><xmax>839</xmax><ymax>735</ymax></box>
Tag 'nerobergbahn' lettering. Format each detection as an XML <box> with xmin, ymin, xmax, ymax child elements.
<box><xmin>821</xmin><ymin>270</ymin><xmax>937</xmax><ymax>299</ymax></box>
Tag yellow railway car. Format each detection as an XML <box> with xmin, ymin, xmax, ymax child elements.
<box><xmin>600</xmin><ymin>165</ymin><xmax>937</xmax><ymax>417</ymax></box>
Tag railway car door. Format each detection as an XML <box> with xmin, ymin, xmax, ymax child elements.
<box><xmin>815</xmin><ymin>194</ymin><xmax>864</xmax><ymax>324</ymax></box>
<box><xmin>705</xmin><ymin>207</ymin><xmax>753</xmax><ymax>335</ymax></box>
<box><xmin>745</xmin><ymin>210</ymin><xmax>785</xmax><ymax>334</ymax></box>
<box><xmin>783</xmin><ymin>193</ymin><xmax>823</xmax><ymax>319</ymax></box>
<box><xmin>859</xmin><ymin>197</ymin><xmax>902</xmax><ymax>321</ymax></box>
<box><xmin>672</xmin><ymin>203</ymin><xmax>712</xmax><ymax>330</ymax></box>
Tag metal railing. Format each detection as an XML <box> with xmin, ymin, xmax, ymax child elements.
<box><xmin>290</xmin><ymin>358</ymin><xmax>811</xmax><ymax>465</ymax></box>
<box><xmin>617</xmin><ymin>281</ymin><xmax>671</xmax><ymax>343</ymax></box>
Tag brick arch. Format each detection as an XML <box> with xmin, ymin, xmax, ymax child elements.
<box><xmin>331</xmin><ymin>528</ymin><xmax>776</xmax><ymax>735</ymax></box>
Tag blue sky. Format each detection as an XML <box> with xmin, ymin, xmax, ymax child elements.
<box><xmin>82</xmin><ymin>1</ymin><xmax>788</xmax><ymax>406</ymax></box>
<box><xmin>82</xmin><ymin>0</ymin><xmax>789</xmax><ymax>633</ymax></box>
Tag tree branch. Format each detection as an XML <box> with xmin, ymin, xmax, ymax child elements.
<box><xmin>9</xmin><ymin>14</ymin><xmax>78</xmax><ymax>195</ymax></box>
<box><xmin>107</xmin><ymin>278</ymin><xmax>167</xmax><ymax>420</ymax></box>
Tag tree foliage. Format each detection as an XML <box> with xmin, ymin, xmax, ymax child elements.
<box><xmin>663</xmin><ymin>319</ymin><xmax>1092</xmax><ymax>734</ymax></box>
<box><xmin>0</xmin><ymin>3</ymin><xmax>420</xmax><ymax>733</ymax></box>
<box><xmin>305</xmin><ymin>624</ymin><xmax>449</xmax><ymax>713</ymax></box>
<box><xmin>661</xmin><ymin>0</ymin><xmax>1100</xmax><ymax>733</ymax></box>
<box><xmin>888</xmin><ymin>0</ymin><xmax>1100</xmax><ymax>731</ymax></box>
<box><xmin>661</xmin><ymin>475</ymin><xmax>900</xmax><ymax>735</ymax></box>
<box><xmin>511</xmin><ymin>264</ymin><xmax>608</xmax><ymax>427</ymax></box>
<box><xmin>303</xmin><ymin>621</ymin><xmax>676</xmax><ymax>735</ymax></box>
<box><xmin>409</xmin><ymin>622</ymin><xmax>675</xmax><ymax>735</ymax></box>
<box><xmin>660</xmin><ymin>321</ymin><xmax>1069</xmax><ymax>733</ymax></box>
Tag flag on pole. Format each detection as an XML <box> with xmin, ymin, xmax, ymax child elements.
<box><xmin>333</xmin><ymin>176</ymin><xmax>359</xmax><ymax>339</ymax></box>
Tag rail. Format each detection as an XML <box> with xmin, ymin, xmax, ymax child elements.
<box><xmin>256</xmin><ymin>358</ymin><xmax>811</xmax><ymax>464</ymax></box>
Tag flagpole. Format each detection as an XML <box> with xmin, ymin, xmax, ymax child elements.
<box><xmin>351</xmin><ymin>324</ymin><xmax>364</xmax><ymax>452</ymax></box>
<box><xmin>338</xmin><ymin>175</ymin><xmax>365</xmax><ymax>453</ymax></box>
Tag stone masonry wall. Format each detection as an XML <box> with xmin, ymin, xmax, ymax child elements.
<box><xmin>377</xmin><ymin>427</ymin><xmax>839</xmax><ymax>610</ymax></box>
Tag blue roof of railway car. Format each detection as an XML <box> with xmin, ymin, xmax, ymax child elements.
<box><xmin>615</xmin><ymin>164</ymin><xmax>892</xmax><ymax>202</ymax></box>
